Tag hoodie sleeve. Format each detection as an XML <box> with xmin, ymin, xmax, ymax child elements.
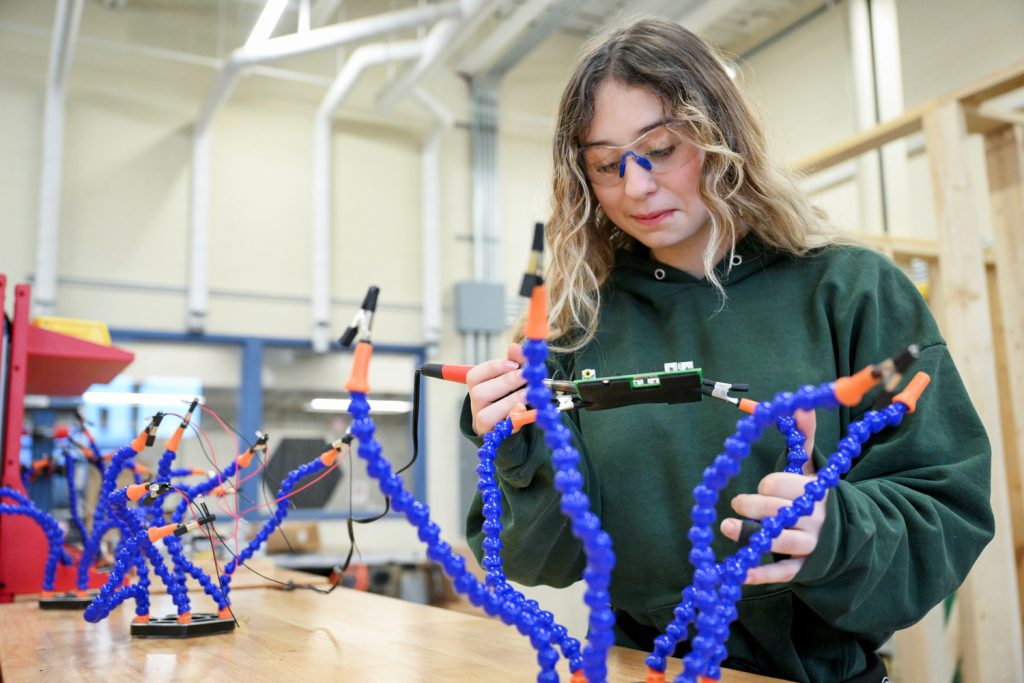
<box><xmin>789</xmin><ymin>253</ymin><xmax>994</xmax><ymax>633</ymax></box>
<box><xmin>460</xmin><ymin>393</ymin><xmax>593</xmax><ymax>589</ymax></box>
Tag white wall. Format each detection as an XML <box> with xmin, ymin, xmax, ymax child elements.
<box><xmin>739</xmin><ymin>0</ymin><xmax>1024</xmax><ymax>242</ymax></box>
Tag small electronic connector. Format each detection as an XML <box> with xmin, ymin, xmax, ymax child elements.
<box><xmin>698</xmin><ymin>378</ymin><xmax>750</xmax><ymax>408</ymax></box>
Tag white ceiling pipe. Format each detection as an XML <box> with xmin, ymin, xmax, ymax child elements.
<box><xmin>234</xmin><ymin>2</ymin><xmax>460</xmax><ymax>67</ymax></box>
<box><xmin>414</xmin><ymin>88</ymin><xmax>456</xmax><ymax>535</ymax></box>
<box><xmin>469</xmin><ymin>79</ymin><xmax>498</xmax><ymax>283</ymax></box>
<box><xmin>245</xmin><ymin>0</ymin><xmax>290</xmax><ymax>47</ymax></box>
<box><xmin>186</xmin><ymin>1</ymin><xmax>462</xmax><ymax>333</ymax></box>
<box><xmin>413</xmin><ymin>87</ymin><xmax>454</xmax><ymax>358</ymax></box>
<box><xmin>33</xmin><ymin>0</ymin><xmax>84</xmax><ymax>318</ymax></box>
<box><xmin>677</xmin><ymin>0</ymin><xmax>748</xmax><ymax>33</ymax></box>
<box><xmin>376</xmin><ymin>0</ymin><xmax>496</xmax><ymax>113</ymax></box>
<box><xmin>456</xmin><ymin>0</ymin><xmax>557</xmax><ymax>75</ymax></box>
<box><xmin>846</xmin><ymin>0</ymin><xmax>884</xmax><ymax>236</ymax></box>
<box><xmin>311</xmin><ymin>40</ymin><xmax>424</xmax><ymax>352</ymax></box>
<box><xmin>312</xmin><ymin>0</ymin><xmax>346</xmax><ymax>28</ymax></box>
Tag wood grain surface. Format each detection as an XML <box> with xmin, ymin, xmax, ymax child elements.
<box><xmin>0</xmin><ymin>586</ymin><xmax>787</xmax><ymax>682</ymax></box>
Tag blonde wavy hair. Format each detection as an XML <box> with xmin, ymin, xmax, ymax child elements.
<box><xmin>542</xmin><ymin>18</ymin><xmax>833</xmax><ymax>353</ymax></box>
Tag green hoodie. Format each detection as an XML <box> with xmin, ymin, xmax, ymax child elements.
<box><xmin>462</xmin><ymin>236</ymin><xmax>993</xmax><ymax>682</ymax></box>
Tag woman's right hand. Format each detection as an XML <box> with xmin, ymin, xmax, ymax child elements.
<box><xmin>466</xmin><ymin>343</ymin><xmax>528</xmax><ymax>436</ymax></box>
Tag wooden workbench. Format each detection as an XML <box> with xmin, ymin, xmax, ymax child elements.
<box><xmin>0</xmin><ymin>586</ymin><xmax>786</xmax><ymax>682</ymax></box>
<box><xmin>10</xmin><ymin>557</ymin><xmax>329</xmax><ymax>602</ymax></box>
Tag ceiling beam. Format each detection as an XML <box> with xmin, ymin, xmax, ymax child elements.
<box><xmin>676</xmin><ymin>0</ymin><xmax>747</xmax><ymax>34</ymax></box>
<box><xmin>311</xmin><ymin>0</ymin><xmax>345</xmax><ymax>27</ymax></box>
<box><xmin>456</xmin><ymin>0</ymin><xmax>559</xmax><ymax>76</ymax></box>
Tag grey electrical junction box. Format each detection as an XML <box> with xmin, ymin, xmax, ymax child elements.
<box><xmin>454</xmin><ymin>281</ymin><xmax>506</xmax><ymax>333</ymax></box>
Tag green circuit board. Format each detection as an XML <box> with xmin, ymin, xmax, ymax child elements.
<box><xmin>573</xmin><ymin>366</ymin><xmax>704</xmax><ymax>411</ymax></box>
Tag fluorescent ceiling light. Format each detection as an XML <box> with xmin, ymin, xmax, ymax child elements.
<box><xmin>307</xmin><ymin>398</ymin><xmax>412</xmax><ymax>414</ymax></box>
<box><xmin>82</xmin><ymin>392</ymin><xmax>206</xmax><ymax>407</ymax></box>
<box><xmin>247</xmin><ymin>0</ymin><xmax>291</xmax><ymax>47</ymax></box>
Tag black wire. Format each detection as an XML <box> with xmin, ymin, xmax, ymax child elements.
<box><xmin>174</xmin><ymin>488</ymin><xmax>239</xmax><ymax>627</ymax></box>
<box><xmin>344</xmin><ymin>449</ymin><xmax>362</xmax><ymax>569</ymax></box>
<box><xmin>182</xmin><ymin>421</ymin><xmax>257</xmax><ymax>507</ymax></box>
<box><xmin>172</xmin><ymin>442</ymin><xmax>340</xmax><ymax>598</ymax></box>
<box><xmin>252</xmin><ymin>449</ymin><xmax>298</xmax><ymax>555</ymax></box>
<box><xmin>339</xmin><ymin>369</ymin><xmax>423</xmax><ymax>573</ymax></box>
<box><xmin>177</xmin><ymin>413</ymin><xmax>293</xmax><ymax>552</ymax></box>
<box><xmin>210</xmin><ymin>524</ymin><xmax>339</xmax><ymax>595</ymax></box>
<box><xmin>204</xmin><ymin>410</ymin><xmax>253</xmax><ymax>449</ymax></box>
<box><xmin>208</xmin><ymin>407</ymin><xmax>301</xmax><ymax>556</ymax></box>
<box><xmin>396</xmin><ymin>367</ymin><xmax>422</xmax><ymax>478</ymax></box>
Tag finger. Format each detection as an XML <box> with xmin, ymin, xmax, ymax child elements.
<box><xmin>473</xmin><ymin>388</ymin><xmax>529</xmax><ymax>434</ymax></box>
<box><xmin>730</xmin><ymin>493</ymin><xmax>795</xmax><ymax>521</ymax></box>
<box><xmin>720</xmin><ymin>519</ymin><xmax>818</xmax><ymax>556</ymax></box>
<box><xmin>793</xmin><ymin>409</ymin><xmax>816</xmax><ymax>475</ymax></box>
<box><xmin>756</xmin><ymin>472</ymin><xmax>814</xmax><ymax>500</ymax></box>
<box><xmin>506</xmin><ymin>342</ymin><xmax>526</xmax><ymax>366</ymax></box>
<box><xmin>719</xmin><ymin>518</ymin><xmax>762</xmax><ymax>545</ymax></box>
<box><xmin>468</xmin><ymin>366</ymin><xmax>527</xmax><ymax>405</ymax></box>
<box><xmin>466</xmin><ymin>357</ymin><xmax>522</xmax><ymax>389</ymax></box>
<box><xmin>743</xmin><ymin>557</ymin><xmax>806</xmax><ymax>585</ymax></box>
<box><xmin>731</xmin><ymin>493</ymin><xmax>825</xmax><ymax>533</ymax></box>
<box><xmin>769</xmin><ymin>528</ymin><xmax>818</xmax><ymax>555</ymax></box>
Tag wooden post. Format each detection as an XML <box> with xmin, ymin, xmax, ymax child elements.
<box><xmin>984</xmin><ymin>123</ymin><xmax>1024</xmax><ymax>626</ymax></box>
<box><xmin>923</xmin><ymin>101</ymin><xmax>1024</xmax><ymax>682</ymax></box>
<box><xmin>891</xmin><ymin>604</ymin><xmax>956</xmax><ymax>683</ymax></box>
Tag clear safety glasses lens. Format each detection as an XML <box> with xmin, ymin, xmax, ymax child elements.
<box><xmin>583</xmin><ymin>125</ymin><xmax>698</xmax><ymax>187</ymax></box>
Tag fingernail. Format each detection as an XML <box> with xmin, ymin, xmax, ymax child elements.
<box><xmin>721</xmin><ymin>519</ymin><xmax>737</xmax><ymax>535</ymax></box>
<box><xmin>504</xmin><ymin>361</ymin><xmax>520</xmax><ymax>370</ymax></box>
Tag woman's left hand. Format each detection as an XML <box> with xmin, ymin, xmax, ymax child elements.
<box><xmin>719</xmin><ymin>409</ymin><xmax>824</xmax><ymax>584</ymax></box>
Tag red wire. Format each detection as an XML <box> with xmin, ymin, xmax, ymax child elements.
<box><xmin>172</xmin><ymin>486</ymin><xmax>203</xmax><ymax>524</ymax></box>
<box><xmin>232</xmin><ymin>459</ymin><xmax>267</xmax><ymax>488</ymax></box>
<box><xmin>194</xmin><ymin>408</ymin><xmax>243</xmax><ymax>554</ymax></box>
<box><xmin>198</xmin><ymin>405</ymin><xmax>239</xmax><ymax>464</ymax></box>
<box><xmin>164</xmin><ymin>407</ymin><xmax>248</xmax><ymax>559</ymax></box>
<box><xmin>215</xmin><ymin>495</ymin><xmax>242</xmax><ymax>525</ymax></box>
<box><xmin>171</xmin><ymin>486</ymin><xmax>231</xmax><ymax>608</ymax></box>
<box><xmin>237</xmin><ymin>458</ymin><xmax>344</xmax><ymax>517</ymax></box>
<box><xmin>173</xmin><ymin>419</ymin><xmax>247</xmax><ymax>552</ymax></box>
<box><xmin>191</xmin><ymin>423</ymin><xmax>221</xmax><ymax>480</ymax></box>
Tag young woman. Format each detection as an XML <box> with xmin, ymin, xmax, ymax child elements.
<box><xmin>461</xmin><ymin>18</ymin><xmax>992</xmax><ymax>683</ymax></box>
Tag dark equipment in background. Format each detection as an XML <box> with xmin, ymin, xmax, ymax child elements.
<box><xmin>262</xmin><ymin>438</ymin><xmax>343</xmax><ymax>509</ymax></box>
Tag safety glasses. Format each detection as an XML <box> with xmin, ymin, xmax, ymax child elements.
<box><xmin>581</xmin><ymin>123</ymin><xmax>699</xmax><ymax>187</ymax></box>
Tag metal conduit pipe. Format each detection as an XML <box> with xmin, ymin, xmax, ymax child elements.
<box><xmin>186</xmin><ymin>1</ymin><xmax>463</xmax><ymax>333</ymax></box>
<box><xmin>413</xmin><ymin>88</ymin><xmax>455</xmax><ymax>359</ymax></box>
<box><xmin>33</xmin><ymin>0</ymin><xmax>84</xmax><ymax>318</ymax></box>
<box><xmin>470</xmin><ymin>76</ymin><xmax>499</xmax><ymax>285</ymax></box>
<box><xmin>375</xmin><ymin>0</ymin><xmax>496</xmax><ymax>114</ymax></box>
<box><xmin>311</xmin><ymin>40</ymin><xmax>425</xmax><ymax>352</ymax></box>
<box><xmin>467</xmin><ymin>77</ymin><xmax>499</xmax><ymax>363</ymax></box>
<box><xmin>461</xmin><ymin>0</ymin><xmax>589</xmax><ymax>362</ymax></box>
